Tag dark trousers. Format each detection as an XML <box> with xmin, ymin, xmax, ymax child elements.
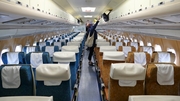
<box><xmin>88</xmin><ymin>46</ymin><xmax>94</xmax><ymax>61</ymax></box>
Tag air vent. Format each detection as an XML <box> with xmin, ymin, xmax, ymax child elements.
<box><xmin>158</xmin><ymin>2</ymin><xmax>164</xmax><ymax>6</ymax></box>
<box><xmin>16</xmin><ymin>1</ymin><xmax>22</xmax><ymax>5</ymax></box>
<box><xmin>37</xmin><ymin>8</ymin><xmax>40</xmax><ymax>11</ymax></box>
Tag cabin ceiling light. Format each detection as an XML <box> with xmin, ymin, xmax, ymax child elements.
<box><xmin>84</xmin><ymin>15</ymin><xmax>93</xmax><ymax>18</ymax></box>
<box><xmin>81</xmin><ymin>7</ymin><xmax>96</xmax><ymax>12</ymax></box>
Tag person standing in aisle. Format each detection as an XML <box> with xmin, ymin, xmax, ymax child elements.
<box><xmin>88</xmin><ymin>17</ymin><xmax>100</xmax><ymax>66</ymax></box>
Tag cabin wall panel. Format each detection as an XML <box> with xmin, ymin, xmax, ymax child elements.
<box><xmin>30</xmin><ymin>0</ymin><xmax>45</xmax><ymax>12</ymax></box>
<box><xmin>135</xmin><ymin>0</ymin><xmax>150</xmax><ymax>11</ymax></box>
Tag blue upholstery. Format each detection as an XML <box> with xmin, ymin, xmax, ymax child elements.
<box><xmin>2</xmin><ymin>52</ymin><xmax>26</xmax><ymax>64</ymax></box>
<box><xmin>22</xmin><ymin>46</ymin><xmax>40</xmax><ymax>54</ymax></box>
<box><xmin>36</xmin><ymin>81</ymin><xmax>71</xmax><ymax>101</ymax></box>
<box><xmin>36</xmin><ymin>64</ymin><xmax>72</xmax><ymax>101</ymax></box>
<box><xmin>36</xmin><ymin>42</ymin><xmax>50</xmax><ymax>46</ymax></box>
<box><xmin>0</xmin><ymin>65</ymin><xmax>34</xmax><ymax>96</ymax></box>
<box><xmin>69</xmin><ymin>62</ymin><xmax>76</xmax><ymax>90</ymax></box>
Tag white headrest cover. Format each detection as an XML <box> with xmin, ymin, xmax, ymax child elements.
<box><xmin>110</xmin><ymin>63</ymin><xmax>146</xmax><ymax>80</ymax></box>
<box><xmin>71</xmin><ymin>38</ymin><xmax>82</xmax><ymax>42</ymax></box>
<box><xmin>26</xmin><ymin>47</ymin><xmax>36</xmax><ymax>54</ymax></box>
<box><xmin>103</xmin><ymin>52</ymin><xmax>125</xmax><ymax>61</ymax></box>
<box><xmin>1</xmin><ymin>66</ymin><xmax>21</xmax><ymax>88</ymax></box>
<box><xmin>134</xmin><ymin>52</ymin><xmax>146</xmax><ymax>66</ymax></box>
<box><xmin>67</xmin><ymin>42</ymin><xmax>80</xmax><ymax>47</ymax></box>
<box><xmin>36</xmin><ymin>64</ymin><xmax>71</xmax><ymax>86</ymax></box>
<box><xmin>30</xmin><ymin>53</ymin><xmax>43</xmax><ymax>68</ymax></box>
<box><xmin>53</xmin><ymin>52</ymin><xmax>76</xmax><ymax>62</ymax></box>
<box><xmin>100</xmin><ymin>46</ymin><xmax>116</xmax><ymax>52</ymax></box>
<box><xmin>54</xmin><ymin>42</ymin><xmax>62</xmax><ymax>50</ymax></box>
<box><xmin>0</xmin><ymin>96</ymin><xmax>53</xmax><ymax>101</ymax></box>
<box><xmin>96</xmin><ymin>39</ymin><xmax>106</xmax><ymax>42</ymax></box>
<box><xmin>131</xmin><ymin>42</ymin><xmax>138</xmax><ymax>51</ymax></box>
<box><xmin>116</xmin><ymin>42</ymin><xmax>123</xmax><ymax>50</ymax></box>
<box><xmin>97</xmin><ymin>42</ymin><xmax>109</xmax><ymax>47</ymax></box>
<box><xmin>45</xmin><ymin>46</ymin><xmax>54</xmax><ymax>57</ymax></box>
<box><xmin>155</xmin><ymin>64</ymin><xmax>174</xmax><ymax>85</ymax></box>
<box><xmin>158</xmin><ymin>52</ymin><xmax>171</xmax><ymax>62</ymax></box>
<box><xmin>122</xmin><ymin>46</ymin><xmax>132</xmax><ymax>57</ymax></box>
<box><xmin>143</xmin><ymin>46</ymin><xmax>152</xmax><ymax>55</ymax></box>
<box><xmin>62</xmin><ymin>46</ymin><xmax>79</xmax><ymax>53</ymax></box>
<box><xmin>39</xmin><ymin>42</ymin><xmax>46</xmax><ymax>51</ymax></box>
<box><xmin>7</xmin><ymin>52</ymin><xmax>19</xmax><ymax>64</ymax></box>
<box><xmin>36</xmin><ymin>64</ymin><xmax>70</xmax><ymax>81</ymax></box>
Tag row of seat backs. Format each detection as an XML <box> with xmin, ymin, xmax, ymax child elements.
<box><xmin>101</xmin><ymin>62</ymin><xmax>180</xmax><ymax>101</ymax></box>
<box><xmin>2</xmin><ymin>47</ymin><xmax>81</xmax><ymax>91</ymax></box>
<box><xmin>0</xmin><ymin>64</ymin><xmax>71</xmax><ymax>101</ymax></box>
<box><xmin>95</xmin><ymin>43</ymin><xmax>175</xmax><ymax>64</ymax></box>
<box><xmin>2</xmin><ymin>45</ymin><xmax>81</xmax><ymax>65</ymax></box>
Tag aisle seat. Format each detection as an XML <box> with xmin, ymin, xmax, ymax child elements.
<box><xmin>109</xmin><ymin>63</ymin><xmax>146</xmax><ymax>101</ymax></box>
<box><xmin>36</xmin><ymin>64</ymin><xmax>71</xmax><ymax>101</ymax></box>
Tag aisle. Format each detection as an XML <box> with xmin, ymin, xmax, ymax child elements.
<box><xmin>77</xmin><ymin>49</ymin><xmax>101</xmax><ymax>101</ymax></box>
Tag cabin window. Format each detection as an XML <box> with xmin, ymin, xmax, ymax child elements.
<box><xmin>147</xmin><ymin>42</ymin><xmax>152</xmax><ymax>46</ymax></box>
<box><xmin>0</xmin><ymin>48</ymin><xmax>10</xmax><ymax>65</ymax></box>
<box><xmin>39</xmin><ymin>39</ymin><xmax>43</xmax><ymax>42</ymax></box>
<box><xmin>154</xmin><ymin>44</ymin><xmax>162</xmax><ymax>51</ymax></box>
<box><xmin>139</xmin><ymin>40</ymin><xmax>144</xmax><ymax>46</ymax></box>
<box><xmin>15</xmin><ymin>45</ymin><xmax>22</xmax><ymax>52</ymax></box>
<box><xmin>44</xmin><ymin>38</ymin><xmax>47</xmax><ymax>42</ymax></box>
<box><xmin>134</xmin><ymin>39</ymin><xmax>137</xmax><ymax>42</ymax></box>
<box><xmin>167</xmin><ymin>48</ymin><xmax>176</xmax><ymax>64</ymax></box>
<box><xmin>33</xmin><ymin>41</ymin><xmax>37</xmax><ymax>46</ymax></box>
<box><xmin>130</xmin><ymin>38</ymin><xmax>133</xmax><ymax>42</ymax></box>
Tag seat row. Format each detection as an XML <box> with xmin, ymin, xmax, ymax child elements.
<box><xmin>95</xmin><ymin>34</ymin><xmax>179</xmax><ymax>101</ymax></box>
<box><xmin>0</xmin><ymin>64</ymin><xmax>72</xmax><ymax>101</ymax></box>
<box><xmin>0</xmin><ymin>32</ymin><xmax>86</xmax><ymax>101</ymax></box>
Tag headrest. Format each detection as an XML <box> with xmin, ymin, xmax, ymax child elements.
<box><xmin>67</xmin><ymin>42</ymin><xmax>80</xmax><ymax>47</ymax></box>
<box><xmin>155</xmin><ymin>64</ymin><xmax>174</xmax><ymax>85</ymax></box>
<box><xmin>134</xmin><ymin>52</ymin><xmax>147</xmax><ymax>66</ymax></box>
<box><xmin>122</xmin><ymin>46</ymin><xmax>132</xmax><ymax>57</ymax></box>
<box><xmin>96</xmin><ymin>39</ymin><xmax>106</xmax><ymax>42</ymax></box>
<box><xmin>6</xmin><ymin>52</ymin><xmax>19</xmax><ymax>64</ymax></box>
<box><xmin>100</xmin><ymin>46</ymin><xmax>116</xmax><ymax>52</ymax></box>
<box><xmin>36</xmin><ymin>64</ymin><xmax>70</xmax><ymax>86</ymax></box>
<box><xmin>152</xmin><ymin>52</ymin><xmax>175</xmax><ymax>63</ymax></box>
<box><xmin>71</xmin><ymin>38</ymin><xmax>82</xmax><ymax>42</ymax></box>
<box><xmin>30</xmin><ymin>53</ymin><xmax>43</xmax><ymax>68</ymax></box>
<box><xmin>25</xmin><ymin>46</ymin><xmax>36</xmax><ymax>54</ymax></box>
<box><xmin>110</xmin><ymin>63</ymin><xmax>146</xmax><ymax>87</ymax></box>
<box><xmin>36</xmin><ymin>64</ymin><xmax>70</xmax><ymax>81</ymax></box>
<box><xmin>45</xmin><ymin>46</ymin><xmax>55</xmax><ymax>57</ymax></box>
<box><xmin>1</xmin><ymin>66</ymin><xmax>21</xmax><ymax>88</ymax></box>
<box><xmin>110</xmin><ymin>63</ymin><xmax>146</xmax><ymax>80</ymax></box>
<box><xmin>130</xmin><ymin>42</ymin><xmax>138</xmax><ymax>51</ymax></box>
<box><xmin>143</xmin><ymin>46</ymin><xmax>153</xmax><ymax>55</ymax></box>
<box><xmin>0</xmin><ymin>96</ymin><xmax>53</xmax><ymax>101</ymax></box>
<box><xmin>96</xmin><ymin>42</ymin><xmax>110</xmax><ymax>47</ymax></box>
<box><xmin>53</xmin><ymin>42</ymin><xmax>62</xmax><ymax>49</ymax></box>
<box><xmin>62</xmin><ymin>46</ymin><xmax>79</xmax><ymax>53</ymax></box>
<box><xmin>103</xmin><ymin>52</ymin><xmax>125</xmax><ymax>61</ymax></box>
<box><xmin>116</xmin><ymin>42</ymin><xmax>123</xmax><ymax>50</ymax></box>
<box><xmin>53</xmin><ymin>52</ymin><xmax>76</xmax><ymax>62</ymax></box>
